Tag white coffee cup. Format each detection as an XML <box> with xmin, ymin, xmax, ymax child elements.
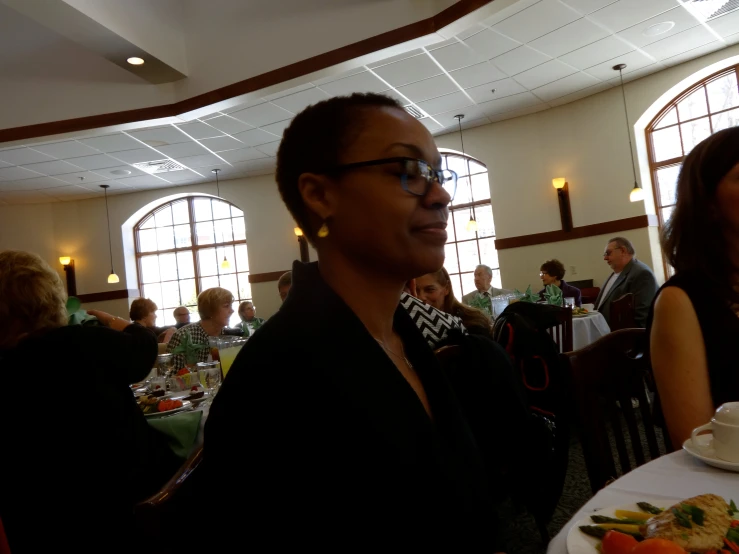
<box><xmin>691</xmin><ymin>402</ymin><xmax>739</xmax><ymax>462</ymax></box>
<box><xmin>583</xmin><ymin>303</ymin><xmax>595</xmax><ymax>311</ymax></box>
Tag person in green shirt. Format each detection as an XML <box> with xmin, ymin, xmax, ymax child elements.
<box><xmin>236</xmin><ymin>301</ymin><xmax>265</xmax><ymax>337</ymax></box>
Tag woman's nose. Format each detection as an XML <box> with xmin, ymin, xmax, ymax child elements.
<box><xmin>423</xmin><ymin>179</ymin><xmax>451</xmax><ymax>209</ymax></box>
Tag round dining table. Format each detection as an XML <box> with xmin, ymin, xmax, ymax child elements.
<box><xmin>571</xmin><ymin>312</ymin><xmax>610</xmax><ymax>350</ymax></box>
<box><xmin>548</xmin><ymin>450</ymin><xmax>739</xmax><ymax>553</ymax></box>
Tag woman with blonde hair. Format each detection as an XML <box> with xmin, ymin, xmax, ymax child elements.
<box><xmin>416</xmin><ymin>267</ymin><xmax>493</xmax><ymax>337</ymax></box>
<box><xmin>167</xmin><ymin>286</ymin><xmax>234</xmax><ymax>369</ymax></box>
<box><xmin>0</xmin><ymin>250</ymin><xmax>178</xmax><ymax>552</ymax></box>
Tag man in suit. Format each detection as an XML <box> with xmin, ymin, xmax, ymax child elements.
<box><xmin>594</xmin><ymin>237</ymin><xmax>658</xmax><ymax>328</ymax></box>
<box><xmin>462</xmin><ymin>264</ymin><xmax>512</xmax><ymax>306</ymax></box>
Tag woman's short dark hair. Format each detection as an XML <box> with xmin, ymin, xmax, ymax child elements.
<box><xmin>130</xmin><ymin>298</ymin><xmax>157</xmax><ymax>321</ymax></box>
<box><xmin>276</xmin><ymin>93</ymin><xmax>404</xmax><ymax>240</ymax></box>
<box><xmin>540</xmin><ymin>259</ymin><xmax>565</xmax><ymax>281</ymax></box>
<box><xmin>662</xmin><ymin>126</ymin><xmax>739</xmax><ymax>300</ymax></box>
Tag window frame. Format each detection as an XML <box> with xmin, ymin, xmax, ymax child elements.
<box><xmin>133</xmin><ymin>196</ymin><xmax>250</xmax><ymax>324</ymax></box>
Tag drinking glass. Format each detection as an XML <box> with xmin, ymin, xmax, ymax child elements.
<box><xmin>218</xmin><ymin>337</ymin><xmax>246</xmax><ymax>378</ymax></box>
<box><xmin>565</xmin><ymin>297</ymin><xmax>575</xmax><ymax>308</ymax></box>
<box><xmin>198</xmin><ymin>366</ymin><xmax>222</xmax><ymax>405</ymax></box>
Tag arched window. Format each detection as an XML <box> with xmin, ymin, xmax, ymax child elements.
<box><xmin>440</xmin><ymin>151</ymin><xmax>500</xmax><ymax>299</ymax></box>
<box><xmin>647</xmin><ymin>63</ymin><xmax>739</xmax><ymax>229</ymax></box>
<box><xmin>135</xmin><ymin>196</ymin><xmax>250</xmax><ymax>327</ymax></box>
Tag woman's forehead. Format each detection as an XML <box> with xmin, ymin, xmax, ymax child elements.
<box><xmin>348</xmin><ymin>108</ymin><xmax>439</xmax><ymax>163</ymax></box>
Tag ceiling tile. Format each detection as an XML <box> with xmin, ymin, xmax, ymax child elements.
<box><xmin>271</xmin><ymin>87</ymin><xmax>331</xmax><ymax>114</ymax></box>
<box><xmin>158</xmin><ymin>169</ymin><xmax>203</xmax><ymax>183</ymax></box>
<box><xmin>230</xmin><ymin>103</ymin><xmax>295</xmax><ymax>127</ymax></box>
<box><xmin>419</xmin><ymin>117</ymin><xmax>444</xmax><ymax>132</ymax></box>
<box><xmin>63</xmin><ymin>153</ymin><xmax>121</xmax><ymax>170</ymax></box>
<box><xmin>310</xmin><ymin>67</ymin><xmax>367</xmax><ymax>87</ymax></box>
<box><xmin>492</xmin><ymin>0</ymin><xmax>581</xmax><ymax>43</ymax></box>
<box><xmin>379</xmin><ymin>89</ymin><xmax>413</xmax><ymax>106</ymax></box>
<box><xmin>232</xmin><ymin>128</ymin><xmax>280</xmax><ymax>147</ymax></box>
<box><xmin>433</xmin><ymin>105</ymin><xmax>488</xmax><ymax>129</ymax></box>
<box><xmin>559</xmin><ymin>35</ymin><xmax>635</xmax><ymax>69</ymax></box>
<box><xmin>583</xmin><ymin>49</ymin><xmax>655</xmax><ymax>80</ymax></box>
<box><xmin>203</xmin><ymin>115</ymin><xmax>253</xmax><ymax>136</ymax></box>
<box><xmin>157</xmin><ymin>142</ymin><xmax>209</xmax><ymax>158</ymax></box>
<box><xmin>115</xmin><ymin>175</ymin><xmax>168</xmax><ymax>187</ymax></box>
<box><xmin>7</xmin><ymin>176</ymin><xmax>67</xmax><ymax>190</ymax></box>
<box><xmin>429</xmin><ymin>42</ymin><xmax>486</xmax><ymax>72</ymax></box>
<box><xmin>55</xmin><ymin>171</ymin><xmax>110</xmax><ymax>184</ymax></box>
<box><xmin>416</xmin><ymin>91</ymin><xmax>474</xmax><ymax>116</ymax></box>
<box><xmin>586</xmin><ymin>0</ymin><xmax>681</xmax><ymax>33</ymax></box>
<box><xmin>176</xmin><ymin>121</ymin><xmax>223</xmax><ymax>140</ymax></box>
<box><xmin>31</xmin><ymin>141</ymin><xmax>99</xmax><ymax>159</ymax></box>
<box><xmin>491</xmin><ymin>46</ymin><xmax>551</xmax><ymax>76</ymax></box>
<box><xmin>531</xmin><ymin>71</ymin><xmax>603</xmax><ymax>101</ymax></box>
<box><xmin>481</xmin><ymin>0</ymin><xmax>542</xmax><ymax>26</ymax></box>
<box><xmin>457</xmin><ymin>24</ymin><xmax>487</xmax><ymax>41</ymax></box>
<box><xmin>255</xmin><ymin>141</ymin><xmax>281</xmax><ymax>157</ymax></box>
<box><xmin>479</xmin><ymin>92</ymin><xmax>544</xmax><ymax>115</ymax></box>
<box><xmin>21</xmin><ymin>160</ymin><xmax>84</xmax><ymax>176</ymax></box>
<box><xmin>110</xmin><ymin>148</ymin><xmax>163</xmax><ymax>164</ymax></box>
<box><xmin>197</xmin><ymin>164</ymin><xmax>244</xmax><ymax>177</ymax></box>
<box><xmin>317</xmin><ymin>71</ymin><xmax>390</xmax><ymax>96</ymax></box>
<box><xmin>466</xmin><ymin>78</ymin><xmax>528</xmax><ymax>103</ymax></box>
<box><xmin>0</xmin><ymin>147</ymin><xmax>55</xmax><ymax>165</ymax></box>
<box><xmin>176</xmin><ymin>154</ymin><xmax>224</xmax><ymax>169</ymax></box>
<box><xmin>640</xmin><ymin>25</ymin><xmax>718</xmax><ymax>61</ymax></box>
<box><xmin>528</xmin><ymin>17</ymin><xmax>611</xmax><ymax>58</ymax></box>
<box><xmin>373</xmin><ymin>54</ymin><xmax>443</xmax><ymax>87</ymax></box>
<box><xmin>559</xmin><ymin>0</ymin><xmax>616</xmax><ymax>15</ymax></box>
<box><xmin>237</xmin><ymin>158</ymin><xmax>277</xmax><ymax>172</ymax></box>
<box><xmin>513</xmin><ymin>59</ymin><xmax>578</xmax><ymax>89</ymax></box>
<box><xmin>616</xmin><ymin>6</ymin><xmax>701</xmax><ymax>48</ymax></box>
<box><xmin>367</xmin><ymin>48</ymin><xmax>425</xmax><ymax>68</ymax></box>
<box><xmin>548</xmin><ymin>81</ymin><xmax>614</xmax><ymax>106</ymax></box>
<box><xmin>262</xmin><ymin>83</ymin><xmax>315</xmax><ymax>102</ymax></box>
<box><xmin>79</xmin><ymin>134</ymin><xmax>142</xmax><ymax>153</ymax></box>
<box><xmin>128</xmin><ymin>126</ymin><xmax>190</xmax><ymax>146</ymax></box>
<box><xmin>463</xmin><ymin>28</ymin><xmax>521</xmax><ymax>59</ymax></box>
<box><xmin>426</xmin><ymin>37</ymin><xmax>458</xmax><ymax>51</ymax></box>
<box><xmin>449</xmin><ymin>62</ymin><xmax>508</xmax><ymax>88</ymax></box>
<box><xmin>707</xmin><ymin>9</ymin><xmax>739</xmax><ymax>38</ymax></box>
<box><xmin>261</xmin><ymin>119</ymin><xmax>292</xmax><ymax>137</ymax></box>
<box><xmin>219</xmin><ymin>147</ymin><xmax>269</xmax><ymax>164</ymax></box>
<box><xmin>659</xmin><ymin>40</ymin><xmax>727</xmax><ymax>68</ymax></box>
<box><xmin>0</xmin><ymin>160</ymin><xmax>9</xmax><ymax>168</ymax></box>
<box><xmin>98</xmin><ymin>165</ymin><xmax>148</xmax><ymax>178</ymax></box>
<box><xmin>0</xmin><ymin>166</ymin><xmax>44</xmax><ymax>181</ymax></box>
<box><xmin>397</xmin><ymin>74</ymin><xmax>461</xmax><ymax>103</ymax></box>
<box><xmin>199</xmin><ymin>135</ymin><xmax>244</xmax><ymax>153</ymax></box>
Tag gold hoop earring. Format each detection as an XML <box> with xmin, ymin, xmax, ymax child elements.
<box><xmin>317</xmin><ymin>223</ymin><xmax>329</xmax><ymax>238</ymax></box>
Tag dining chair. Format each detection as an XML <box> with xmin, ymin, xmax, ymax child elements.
<box><xmin>547</xmin><ymin>306</ymin><xmax>573</xmax><ymax>353</ymax></box>
<box><xmin>579</xmin><ymin>287</ymin><xmax>601</xmax><ymax>305</ymax></box>
<box><xmin>564</xmin><ymin>328</ymin><xmax>668</xmax><ymax>494</ymax></box>
<box><xmin>609</xmin><ymin>293</ymin><xmax>636</xmax><ymax>331</ymax></box>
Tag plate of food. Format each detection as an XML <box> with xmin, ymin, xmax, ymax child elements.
<box><xmin>566</xmin><ymin>495</ymin><xmax>739</xmax><ymax>554</ymax></box>
<box><xmin>138</xmin><ymin>395</ymin><xmax>192</xmax><ymax>418</ymax></box>
<box><xmin>573</xmin><ymin>307</ymin><xmax>591</xmax><ymax>318</ymax></box>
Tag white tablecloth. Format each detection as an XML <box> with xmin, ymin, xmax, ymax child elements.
<box><xmin>572</xmin><ymin>312</ymin><xmax>611</xmax><ymax>350</ymax></box>
<box><xmin>548</xmin><ymin>450</ymin><xmax>739</xmax><ymax>553</ymax></box>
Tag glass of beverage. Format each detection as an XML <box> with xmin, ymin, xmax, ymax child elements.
<box><xmin>198</xmin><ymin>365</ymin><xmax>222</xmax><ymax>405</ymax></box>
<box><xmin>565</xmin><ymin>297</ymin><xmax>575</xmax><ymax>308</ymax></box>
<box><xmin>219</xmin><ymin>337</ymin><xmax>246</xmax><ymax>378</ymax></box>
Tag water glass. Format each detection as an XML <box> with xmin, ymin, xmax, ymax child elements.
<box><xmin>198</xmin><ymin>366</ymin><xmax>222</xmax><ymax>405</ymax></box>
<box><xmin>564</xmin><ymin>297</ymin><xmax>575</xmax><ymax>308</ymax></box>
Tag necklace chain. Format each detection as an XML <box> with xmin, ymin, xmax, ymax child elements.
<box><xmin>375</xmin><ymin>338</ymin><xmax>414</xmax><ymax>369</ymax></box>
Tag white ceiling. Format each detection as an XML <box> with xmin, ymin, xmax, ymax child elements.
<box><xmin>2</xmin><ymin>0</ymin><xmax>739</xmax><ymax>205</ymax></box>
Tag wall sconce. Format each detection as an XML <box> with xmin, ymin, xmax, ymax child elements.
<box><xmin>294</xmin><ymin>227</ymin><xmax>309</xmax><ymax>263</ymax></box>
<box><xmin>59</xmin><ymin>256</ymin><xmax>77</xmax><ymax>297</ymax></box>
<box><xmin>552</xmin><ymin>178</ymin><xmax>573</xmax><ymax>232</ymax></box>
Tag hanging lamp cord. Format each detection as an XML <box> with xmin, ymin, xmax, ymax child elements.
<box><xmin>457</xmin><ymin>116</ymin><xmax>476</xmax><ymax>223</ymax></box>
<box><xmin>618</xmin><ymin>68</ymin><xmax>639</xmax><ymax>187</ymax></box>
<box><xmin>103</xmin><ymin>187</ymin><xmax>114</xmax><ymax>273</ymax></box>
<box><xmin>215</xmin><ymin>170</ymin><xmax>220</xmax><ymax>197</ymax></box>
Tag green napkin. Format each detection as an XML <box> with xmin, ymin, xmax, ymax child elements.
<box><xmin>66</xmin><ymin>296</ymin><xmax>101</xmax><ymax>326</ymax></box>
<box><xmin>147</xmin><ymin>410</ymin><xmax>203</xmax><ymax>459</ymax></box>
<box><xmin>514</xmin><ymin>285</ymin><xmax>539</xmax><ymax>303</ymax></box>
<box><xmin>468</xmin><ymin>294</ymin><xmax>492</xmax><ymax>315</ymax></box>
<box><xmin>544</xmin><ymin>284</ymin><xmax>563</xmax><ymax>306</ymax></box>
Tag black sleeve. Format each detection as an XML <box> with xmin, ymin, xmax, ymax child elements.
<box><xmin>84</xmin><ymin>324</ymin><xmax>158</xmax><ymax>384</ymax></box>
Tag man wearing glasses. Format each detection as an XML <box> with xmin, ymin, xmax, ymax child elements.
<box><xmin>594</xmin><ymin>237</ymin><xmax>658</xmax><ymax>327</ymax></box>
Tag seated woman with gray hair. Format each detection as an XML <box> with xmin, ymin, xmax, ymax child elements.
<box><xmin>0</xmin><ymin>250</ymin><xmax>178</xmax><ymax>552</ymax></box>
<box><xmin>167</xmin><ymin>286</ymin><xmax>234</xmax><ymax>369</ymax></box>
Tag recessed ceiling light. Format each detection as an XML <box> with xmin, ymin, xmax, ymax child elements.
<box><xmin>643</xmin><ymin>21</ymin><xmax>675</xmax><ymax>37</ymax></box>
<box><xmin>127</xmin><ymin>57</ymin><xmax>145</xmax><ymax>66</ymax></box>
<box><xmin>110</xmin><ymin>169</ymin><xmax>132</xmax><ymax>176</ymax></box>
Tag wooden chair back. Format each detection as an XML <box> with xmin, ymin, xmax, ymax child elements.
<box><xmin>580</xmin><ymin>287</ymin><xmax>601</xmax><ymax>305</ymax></box>
<box><xmin>0</xmin><ymin>517</ymin><xmax>10</xmax><ymax>554</ymax></box>
<box><xmin>564</xmin><ymin>328</ymin><xmax>666</xmax><ymax>494</ymax></box>
<box><xmin>546</xmin><ymin>306</ymin><xmax>573</xmax><ymax>353</ymax></box>
<box><xmin>610</xmin><ymin>293</ymin><xmax>636</xmax><ymax>331</ymax></box>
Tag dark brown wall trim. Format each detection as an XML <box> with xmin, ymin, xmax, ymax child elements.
<box><xmin>495</xmin><ymin>215</ymin><xmax>659</xmax><ymax>250</ymax></box>
<box><xmin>77</xmin><ymin>288</ymin><xmax>140</xmax><ymax>303</ymax></box>
<box><xmin>249</xmin><ymin>270</ymin><xmax>290</xmax><ymax>284</ymax></box>
<box><xmin>0</xmin><ymin>0</ymin><xmax>494</xmax><ymax>144</ymax></box>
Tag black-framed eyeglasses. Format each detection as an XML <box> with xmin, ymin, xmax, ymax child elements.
<box><xmin>319</xmin><ymin>157</ymin><xmax>457</xmax><ymax>200</ymax></box>
<box><xmin>603</xmin><ymin>247</ymin><xmax>624</xmax><ymax>257</ymax></box>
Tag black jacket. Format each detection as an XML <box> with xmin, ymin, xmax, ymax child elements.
<box><xmin>0</xmin><ymin>324</ymin><xmax>179</xmax><ymax>553</ymax></box>
<box><xmin>203</xmin><ymin>261</ymin><xmax>502</xmax><ymax>549</ymax></box>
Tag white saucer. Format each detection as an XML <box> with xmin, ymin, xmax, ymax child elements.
<box><xmin>683</xmin><ymin>435</ymin><xmax>739</xmax><ymax>472</ymax></box>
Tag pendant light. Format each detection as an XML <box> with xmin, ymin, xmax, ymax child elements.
<box><xmin>455</xmin><ymin>114</ymin><xmax>478</xmax><ymax>233</ymax></box>
<box><xmin>614</xmin><ymin>64</ymin><xmax>645</xmax><ymax>203</ymax></box>
<box><xmin>99</xmin><ymin>184</ymin><xmax>120</xmax><ymax>284</ymax></box>
<box><xmin>212</xmin><ymin>168</ymin><xmax>231</xmax><ymax>271</ymax></box>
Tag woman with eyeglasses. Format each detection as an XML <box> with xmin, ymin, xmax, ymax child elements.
<box><xmin>204</xmin><ymin>94</ymin><xmax>506</xmax><ymax>551</ymax></box>
<box><xmin>648</xmin><ymin>127</ymin><xmax>739</xmax><ymax>446</ymax></box>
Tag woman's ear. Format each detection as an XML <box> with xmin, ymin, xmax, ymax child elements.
<box><xmin>298</xmin><ymin>173</ymin><xmax>337</xmax><ymax>222</ymax></box>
